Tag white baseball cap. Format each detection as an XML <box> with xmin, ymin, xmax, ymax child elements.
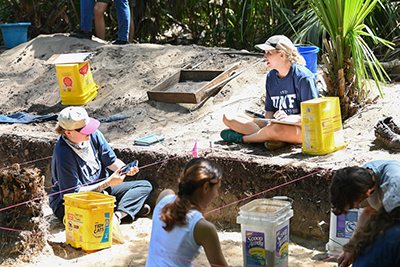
<box><xmin>255</xmin><ymin>35</ymin><xmax>295</xmax><ymax>54</ymax></box>
<box><xmin>58</xmin><ymin>107</ymin><xmax>100</xmax><ymax>135</ymax></box>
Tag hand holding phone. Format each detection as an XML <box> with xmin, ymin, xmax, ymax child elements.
<box><xmin>120</xmin><ymin>160</ymin><xmax>139</xmax><ymax>175</ymax></box>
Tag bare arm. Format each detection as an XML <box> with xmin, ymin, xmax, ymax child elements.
<box><xmin>156</xmin><ymin>189</ymin><xmax>175</xmax><ymax>205</ymax></box>
<box><xmin>78</xmin><ymin>167</ymin><xmax>126</xmax><ymax>193</ymax></box>
<box><xmin>194</xmin><ymin>219</ymin><xmax>228</xmax><ymax>267</ymax></box>
<box><xmin>338</xmin><ymin>206</ymin><xmax>375</xmax><ymax>267</ymax></box>
<box><xmin>78</xmin><ymin>157</ymin><xmax>139</xmax><ymax>193</ymax></box>
<box><xmin>107</xmin><ymin>158</ymin><xmax>125</xmax><ymax>172</ymax></box>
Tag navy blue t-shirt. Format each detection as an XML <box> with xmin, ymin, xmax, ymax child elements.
<box><xmin>264</xmin><ymin>64</ymin><xmax>319</xmax><ymax>115</ymax></box>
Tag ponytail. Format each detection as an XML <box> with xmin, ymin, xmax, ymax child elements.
<box><xmin>160</xmin><ymin>195</ymin><xmax>193</xmax><ymax>231</ymax></box>
<box><xmin>279</xmin><ymin>48</ymin><xmax>306</xmax><ymax>66</ymax></box>
<box><xmin>159</xmin><ymin>157</ymin><xmax>222</xmax><ymax>231</ymax></box>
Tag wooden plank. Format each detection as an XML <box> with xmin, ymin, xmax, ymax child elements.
<box><xmin>180</xmin><ymin>70</ymin><xmax>223</xmax><ymax>81</ymax></box>
<box><xmin>196</xmin><ymin>64</ymin><xmax>238</xmax><ymax>102</ymax></box>
<box><xmin>147</xmin><ymin>65</ymin><xmax>238</xmax><ymax>104</ymax></box>
<box><xmin>147</xmin><ymin>91</ymin><xmax>197</xmax><ymax>103</ymax></box>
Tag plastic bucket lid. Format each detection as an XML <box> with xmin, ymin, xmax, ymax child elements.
<box><xmin>239</xmin><ymin>198</ymin><xmax>292</xmax><ymax>220</ymax></box>
<box><xmin>296</xmin><ymin>45</ymin><xmax>320</xmax><ymax>74</ymax></box>
<box><xmin>0</xmin><ymin>23</ymin><xmax>31</xmax><ymax>49</ymax></box>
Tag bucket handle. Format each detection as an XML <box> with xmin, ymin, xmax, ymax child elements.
<box><xmin>272</xmin><ymin>196</ymin><xmax>294</xmax><ymax>205</ymax></box>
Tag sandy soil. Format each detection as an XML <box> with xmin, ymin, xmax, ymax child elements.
<box><xmin>1</xmin><ymin>33</ymin><xmax>400</xmax><ymax>266</ymax></box>
<box><xmin>0</xmin><ymin>206</ymin><xmax>337</xmax><ymax>267</ymax></box>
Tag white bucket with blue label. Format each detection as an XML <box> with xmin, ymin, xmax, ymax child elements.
<box><xmin>325</xmin><ymin>208</ymin><xmax>363</xmax><ymax>256</ymax></box>
<box><xmin>237</xmin><ymin>197</ymin><xmax>293</xmax><ymax>267</ymax></box>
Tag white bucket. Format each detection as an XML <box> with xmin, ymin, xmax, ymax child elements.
<box><xmin>237</xmin><ymin>197</ymin><xmax>293</xmax><ymax>267</ymax></box>
<box><xmin>325</xmin><ymin>208</ymin><xmax>363</xmax><ymax>255</ymax></box>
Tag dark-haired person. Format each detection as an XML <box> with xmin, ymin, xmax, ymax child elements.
<box><xmin>146</xmin><ymin>158</ymin><xmax>228</xmax><ymax>267</ymax></box>
<box><xmin>49</xmin><ymin>106</ymin><xmax>152</xmax><ymax>224</ymax></box>
<box><xmin>220</xmin><ymin>35</ymin><xmax>319</xmax><ymax>150</ymax></box>
<box><xmin>343</xmin><ymin>206</ymin><xmax>400</xmax><ymax>266</ymax></box>
<box><xmin>329</xmin><ymin>160</ymin><xmax>400</xmax><ymax>267</ymax></box>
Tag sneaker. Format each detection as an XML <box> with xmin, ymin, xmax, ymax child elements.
<box><xmin>264</xmin><ymin>140</ymin><xmax>287</xmax><ymax>151</ymax></box>
<box><xmin>114</xmin><ymin>211</ymin><xmax>122</xmax><ymax>224</ymax></box>
<box><xmin>137</xmin><ymin>204</ymin><xmax>151</xmax><ymax>217</ymax></box>
<box><xmin>374</xmin><ymin>122</ymin><xmax>400</xmax><ymax>150</ymax></box>
<box><xmin>220</xmin><ymin>129</ymin><xmax>244</xmax><ymax>143</ymax></box>
<box><xmin>111</xmin><ymin>39</ymin><xmax>129</xmax><ymax>45</ymax></box>
<box><xmin>70</xmin><ymin>31</ymin><xmax>92</xmax><ymax>39</ymax></box>
<box><xmin>382</xmin><ymin>117</ymin><xmax>400</xmax><ymax>134</ymax></box>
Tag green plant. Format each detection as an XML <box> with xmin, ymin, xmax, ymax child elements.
<box><xmin>0</xmin><ymin>0</ymin><xmax>80</xmax><ymax>38</ymax></box>
<box><xmin>221</xmin><ymin>0</ymin><xmax>294</xmax><ymax>51</ymax></box>
<box><xmin>365</xmin><ymin>0</ymin><xmax>400</xmax><ymax>62</ymax></box>
<box><xmin>309</xmin><ymin>0</ymin><xmax>393</xmax><ymax>119</ymax></box>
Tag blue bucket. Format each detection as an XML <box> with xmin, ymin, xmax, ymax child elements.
<box><xmin>296</xmin><ymin>46</ymin><xmax>319</xmax><ymax>75</ymax></box>
<box><xmin>0</xmin><ymin>23</ymin><xmax>31</xmax><ymax>49</ymax></box>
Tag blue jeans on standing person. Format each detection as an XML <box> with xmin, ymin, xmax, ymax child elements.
<box><xmin>80</xmin><ymin>0</ymin><xmax>94</xmax><ymax>32</ymax></box>
<box><xmin>80</xmin><ymin>0</ymin><xmax>129</xmax><ymax>42</ymax></box>
<box><xmin>114</xmin><ymin>0</ymin><xmax>130</xmax><ymax>42</ymax></box>
<box><xmin>54</xmin><ymin>180</ymin><xmax>152</xmax><ymax>222</ymax></box>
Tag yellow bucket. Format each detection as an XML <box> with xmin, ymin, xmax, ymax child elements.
<box><xmin>56</xmin><ymin>62</ymin><xmax>99</xmax><ymax>105</ymax></box>
<box><xmin>301</xmin><ymin>97</ymin><xmax>345</xmax><ymax>155</ymax></box>
<box><xmin>64</xmin><ymin>192</ymin><xmax>115</xmax><ymax>251</ymax></box>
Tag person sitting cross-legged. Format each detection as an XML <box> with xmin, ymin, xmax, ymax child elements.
<box><xmin>221</xmin><ymin>35</ymin><xmax>319</xmax><ymax>151</ymax></box>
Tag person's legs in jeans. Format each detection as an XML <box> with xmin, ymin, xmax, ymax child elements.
<box><xmin>113</xmin><ymin>0</ymin><xmax>130</xmax><ymax>42</ymax></box>
<box><xmin>80</xmin><ymin>0</ymin><xmax>95</xmax><ymax>32</ymax></box>
<box><xmin>106</xmin><ymin>180</ymin><xmax>152</xmax><ymax>222</ymax></box>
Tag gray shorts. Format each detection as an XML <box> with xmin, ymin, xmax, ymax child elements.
<box><xmin>97</xmin><ymin>0</ymin><xmax>136</xmax><ymax>7</ymax></box>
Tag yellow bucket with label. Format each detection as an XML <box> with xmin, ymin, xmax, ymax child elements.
<box><xmin>64</xmin><ymin>192</ymin><xmax>115</xmax><ymax>251</ymax></box>
<box><xmin>301</xmin><ymin>97</ymin><xmax>345</xmax><ymax>155</ymax></box>
<box><xmin>56</xmin><ymin>61</ymin><xmax>99</xmax><ymax>105</ymax></box>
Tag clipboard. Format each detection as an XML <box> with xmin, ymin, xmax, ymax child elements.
<box><xmin>254</xmin><ymin>118</ymin><xmax>301</xmax><ymax>126</ymax></box>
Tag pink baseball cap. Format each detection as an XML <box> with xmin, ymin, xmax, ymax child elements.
<box><xmin>58</xmin><ymin>107</ymin><xmax>100</xmax><ymax>135</ymax></box>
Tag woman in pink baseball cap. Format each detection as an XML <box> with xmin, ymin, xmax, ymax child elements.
<box><xmin>49</xmin><ymin>106</ymin><xmax>152</xmax><ymax>226</ymax></box>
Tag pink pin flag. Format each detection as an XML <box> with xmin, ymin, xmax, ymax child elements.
<box><xmin>192</xmin><ymin>139</ymin><xmax>198</xmax><ymax>158</ymax></box>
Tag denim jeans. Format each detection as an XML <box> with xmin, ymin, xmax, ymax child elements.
<box><xmin>114</xmin><ymin>0</ymin><xmax>130</xmax><ymax>41</ymax></box>
<box><xmin>54</xmin><ymin>180</ymin><xmax>152</xmax><ymax>222</ymax></box>
<box><xmin>80</xmin><ymin>0</ymin><xmax>94</xmax><ymax>32</ymax></box>
<box><xmin>80</xmin><ymin>0</ymin><xmax>129</xmax><ymax>41</ymax></box>
<box><xmin>105</xmin><ymin>180</ymin><xmax>152</xmax><ymax>221</ymax></box>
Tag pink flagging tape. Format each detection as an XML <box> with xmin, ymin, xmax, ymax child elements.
<box><xmin>204</xmin><ymin>169</ymin><xmax>324</xmax><ymax>215</ymax></box>
<box><xmin>312</xmin><ymin>252</ymin><xmax>340</xmax><ymax>266</ymax></box>
<box><xmin>192</xmin><ymin>139</ymin><xmax>198</xmax><ymax>158</ymax></box>
<box><xmin>0</xmin><ymin>154</ymin><xmax>189</xmax><ymax>212</ymax></box>
<box><xmin>0</xmin><ymin>226</ymin><xmax>45</xmax><ymax>236</ymax></box>
<box><xmin>30</xmin><ymin>85</ymin><xmax>59</xmax><ymax>114</ymax></box>
<box><xmin>0</xmin><ymin>147</ymin><xmax>338</xmax><ymax>266</ymax></box>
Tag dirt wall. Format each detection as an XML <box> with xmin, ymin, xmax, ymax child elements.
<box><xmin>0</xmin><ymin>134</ymin><xmax>333</xmax><ymax>240</ymax></box>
